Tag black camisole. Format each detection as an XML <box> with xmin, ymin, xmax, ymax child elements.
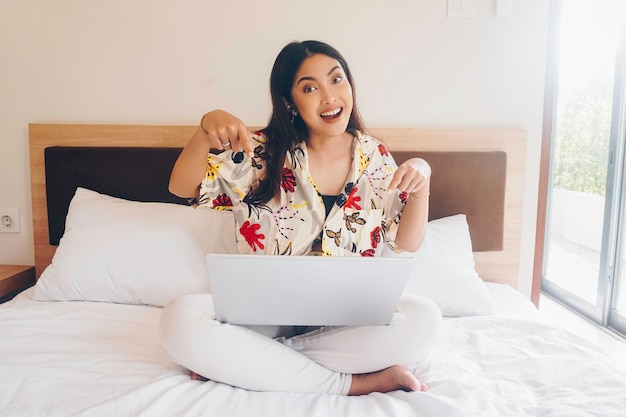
<box><xmin>321</xmin><ymin>195</ymin><xmax>338</xmax><ymax>219</ymax></box>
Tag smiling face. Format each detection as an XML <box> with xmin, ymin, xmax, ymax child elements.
<box><xmin>290</xmin><ymin>54</ymin><xmax>354</xmax><ymax>141</ymax></box>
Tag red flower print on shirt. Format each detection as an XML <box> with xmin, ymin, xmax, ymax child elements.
<box><xmin>399</xmin><ymin>191</ymin><xmax>408</xmax><ymax>204</ymax></box>
<box><xmin>212</xmin><ymin>193</ymin><xmax>233</xmax><ymax>208</ymax></box>
<box><xmin>370</xmin><ymin>226</ymin><xmax>382</xmax><ymax>248</ymax></box>
<box><xmin>344</xmin><ymin>187</ymin><xmax>362</xmax><ymax>210</ymax></box>
<box><xmin>240</xmin><ymin>220</ymin><xmax>265</xmax><ymax>252</ymax></box>
<box><xmin>378</xmin><ymin>143</ymin><xmax>389</xmax><ymax>157</ymax></box>
<box><xmin>281</xmin><ymin>167</ymin><xmax>296</xmax><ymax>193</ymax></box>
<box><xmin>360</xmin><ymin>249</ymin><xmax>376</xmax><ymax>257</ymax></box>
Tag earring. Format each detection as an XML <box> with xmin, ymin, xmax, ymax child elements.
<box><xmin>286</xmin><ymin>102</ymin><xmax>298</xmax><ymax>123</ymax></box>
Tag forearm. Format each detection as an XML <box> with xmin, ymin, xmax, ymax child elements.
<box><xmin>169</xmin><ymin>126</ymin><xmax>211</xmax><ymax>198</ymax></box>
<box><xmin>394</xmin><ymin>184</ymin><xmax>430</xmax><ymax>253</ymax></box>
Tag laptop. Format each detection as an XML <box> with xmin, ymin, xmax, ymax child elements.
<box><xmin>205</xmin><ymin>254</ymin><xmax>415</xmax><ymax>326</ymax></box>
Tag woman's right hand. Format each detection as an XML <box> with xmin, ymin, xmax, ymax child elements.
<box><xmin>169</xmin><ymin>110</ymin><xmax>253</xmax><ymax>198</ymax></box>
<box><xmin>199</xmin><ymin>110</ymin><xmax>254</xmax><ymax>157</ymax></box>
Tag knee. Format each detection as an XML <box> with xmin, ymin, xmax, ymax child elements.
<box><xmin>399</xmin><ymin>293</ymin><xmax>442</xmax><ymax>324</ymax></box>
<box><xmin>159</xmin><ymin>293</ymin><xmax>216</xmax><ymax>364</ymax></box>
<box><xmin>396</xmin><ymin>293</ymin><xmax>442</xmax><ymax>361</ymax></box>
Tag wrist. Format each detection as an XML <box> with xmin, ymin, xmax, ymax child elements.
<box><xmin>408</xmin><ymin>191</ymin><xmax>429</xmax><ymax>201</ymax></box>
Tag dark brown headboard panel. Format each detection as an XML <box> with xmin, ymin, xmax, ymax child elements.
<box><xmin>393</xmin><ymin>151</ymin><xmax>507</xmax><ymax>252</ymax></box>
<box><xmin>44</xmin><ymin>147</ymin><xmax>187</xmax><ymax>245</ymax></box>
<box><xmin>44</xmin><ymin>146</ymin><xmax>505</xmax><ymax>251</ymax></box>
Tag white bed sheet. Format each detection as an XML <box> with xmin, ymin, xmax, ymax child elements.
<box><xmin>1</xmin><ymin>287</ymin><xmax>625</xmax><ymax>417</ymax></box>
<box><xmin>485</xmin><ymin>282</ymin><xmax>540</xmax><ymax>316</ymax></box>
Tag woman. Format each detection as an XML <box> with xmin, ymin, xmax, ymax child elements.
<box><xmin>160</xmin><ymin>40</ymin><xmax>442</xmax><ymax>396</ymax></box>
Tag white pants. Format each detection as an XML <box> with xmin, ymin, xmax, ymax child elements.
<box><xmin>159</xmin><ymin>293</ymin><xmax>441</xmax><ymax>395</ymax></box>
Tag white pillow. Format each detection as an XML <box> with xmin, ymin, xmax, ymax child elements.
<box><xmin>34</xmin><ymin>188</ymin><xmax>238</xmax><ymax>306</ymax></box>
<box><xmin>384</xmin><ymin>214</ymin><xmax>495</xmax><ymax>316</ymax></box>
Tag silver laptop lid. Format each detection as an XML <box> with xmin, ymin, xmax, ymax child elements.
<box><xmin>206</xmin><ymin>254</ymin><xmax>414</xmax><ymax>326</ymax></box>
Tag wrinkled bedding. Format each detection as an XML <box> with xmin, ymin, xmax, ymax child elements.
<box><xmin>1</xmin><ymin>288</ymin><xmax>625</xmax><ymax>417</ymax></box>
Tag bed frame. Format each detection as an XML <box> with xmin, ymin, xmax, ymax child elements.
<box><xmin>29</xmin><ymin>124</ymin><xmax>527</xmax><ymax>289</ymax></box>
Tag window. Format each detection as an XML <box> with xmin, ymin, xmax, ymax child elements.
<box><xmin>541</xmin><ymin>0</ymin><xmax>626</xmax><ymax>335</ymax></box>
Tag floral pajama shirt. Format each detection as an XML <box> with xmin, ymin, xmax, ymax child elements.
<box><xmin>197</xmin><ymin>130</ymin><xmax>409</xmax><ymax>257</ymax></box>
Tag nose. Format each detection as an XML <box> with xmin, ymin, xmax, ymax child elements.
<box><xmin>319</xmin><ymin>85</ymin><xmax>336</xmax><ymax>105</ymax></box>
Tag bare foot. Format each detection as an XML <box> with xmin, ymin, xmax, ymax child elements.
<box><xmin>190</xmin><ymin>371</ymin><xmax>209</xmax><ymax>381</ymax></box>
<box><xmin>348</xmin><ymin>365</ymin><xmax>427</xmax><ymax>396</ymax></box>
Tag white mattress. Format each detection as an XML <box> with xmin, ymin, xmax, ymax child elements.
<box><xmin>1</xmin><ymin>286</ymin><xmax>625</xmax><ymax>417</ymax></box>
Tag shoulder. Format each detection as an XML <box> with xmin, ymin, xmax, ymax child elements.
<box><xmin>353</xmin><ymin>130</ymin><xmax>393</xmax><ymax>160</ymax></box>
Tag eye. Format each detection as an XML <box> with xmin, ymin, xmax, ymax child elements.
<box><xmin>303</xmin><ymin>85</ymin><xmax>317</xmax><ymax>93</ymax></box>
<box><xmin>332</xmin><ymin>75</ymin><xmax>343</xmax><ymax>84</ymax></box>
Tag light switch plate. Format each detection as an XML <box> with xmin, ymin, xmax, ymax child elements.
<box><xmin>448</xmin><ymin>0</ymin><xmax>474</xmax><ymax>18</ymax></box>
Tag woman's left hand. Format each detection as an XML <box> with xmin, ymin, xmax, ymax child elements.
<box><xmin>387</xmin><ymin>158</ymin><xmax>431</xmax><ymax>195</ymax></box>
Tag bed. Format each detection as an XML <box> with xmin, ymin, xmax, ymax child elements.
<box><xmin>0</xmin><ymin>123</ymin><xmax>624</xmax><ymax>416</ymax></box>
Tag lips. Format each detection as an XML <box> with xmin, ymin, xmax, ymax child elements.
<box><xmin>320</xmin><ymin>107</ymin><xmax>343</xmax><ymax>120</ymax></box>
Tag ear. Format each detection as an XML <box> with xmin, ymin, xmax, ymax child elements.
<box><xmin>283</xmin><ymin>99</ymin><xmax>298</xmax><ymax>118</ymax></box>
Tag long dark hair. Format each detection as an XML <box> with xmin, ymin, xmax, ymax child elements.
<box><xmin>251</xmin><ymin>40</ymin><xmax>365</xmax><ymax>204</ymax></box>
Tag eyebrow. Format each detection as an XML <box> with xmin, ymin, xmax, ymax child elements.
<box><xmin>296</xmin><ymin>65</ymin><xmax>342</xmax><ymax>86</ymax></box>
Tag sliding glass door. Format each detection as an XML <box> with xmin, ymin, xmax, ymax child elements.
<box><xmin>608</xmin><ymin>30</ymin><xmax>626</xmax><ymax>332</ymax></box>
<box><xmin>542</xmin><ymin>0</ymin><xmax>626</xmax><ymax>335</ymax></box>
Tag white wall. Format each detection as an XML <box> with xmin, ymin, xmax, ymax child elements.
<box><xmin>0</xmin><ymin>0</ymin><xmax>549</xmax><ymax>297</ymax></box>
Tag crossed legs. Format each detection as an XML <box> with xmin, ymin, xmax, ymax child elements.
<box><xmin>159</xmin><ymin>293</ymin><xmax>441</xmax><ymax>395</ymax></box>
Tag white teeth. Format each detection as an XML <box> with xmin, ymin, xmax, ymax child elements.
<box><xmin>320</xmin><ymin>108</ymin><xmax>341</xmax><ymax>117</ymax></box>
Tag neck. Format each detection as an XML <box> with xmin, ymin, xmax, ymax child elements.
<box><xmin>306</xmin><ymin>131</ymin><xmax>352</xmax><ymax>154</ymax></box>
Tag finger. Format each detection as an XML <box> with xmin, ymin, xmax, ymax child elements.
<box><xmin>236</xmin><ymin>124</ymin><xmax>254</xmax><ymax>158</ymax></box>
<box><xmin>391</xmin><ymin>168</ymin><xmax>418</xmax><ymax>192</ymax></box>
<box><xmin>392</xmin><ymin>167</ymin><xmax>414</xmax><ymax>192</ymax></box>
<box><xmin>411</xmin><ymin>170</ymin><xmax>430</xmax><ymax>190</ymax></box>
<box><xmin>397</xmin><ymin>178</ymin><xmax>415</xmax><ymax>193</ymax></box>
<box><xmin>215</xmin><ymin>127</ymin><xmax>232</xmax><ymax>151</ymax></box>
<box><xmin>401</xmin><ymin>175</ymin><xmax>426</xmax><ymax>194</ymax></box>
<box><xmin>387</xmin><ymin>170</ymin><xmax>403</xmax><ymax>193</ymax></box>
<box><xmin>206</xmin><ymin>130</ymin><xmax>226</xmax><ymax>150</ymax></box>
<box><xmin>223</xmin><ymin>124</ymin><xmax>241</xmax><ymax>153</ymax></box>
<box><xmin>221</xmin><ymin>124</ymin><xmax>245</xmax><ymax>152</ymax></box>
<box><xmin>411</xmin><ymin>177</ymin><xmax>428</xmax><ymax>193</ymax></box>
<box><xmin>407</xmin><ymin>178</ymin><xmax>429</xmax><ymax>194</ymax></box>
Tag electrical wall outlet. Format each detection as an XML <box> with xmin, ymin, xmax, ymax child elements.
<box><xmin>0</xmin><ymin>208</ymin><xmax>20</xmax><ymax>233</ymax></box>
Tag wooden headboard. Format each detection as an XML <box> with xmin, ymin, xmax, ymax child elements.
<box><xmin>29</xmin><ymin>124</ymin><xmax>526</xmax><ymax>288</ymax></box>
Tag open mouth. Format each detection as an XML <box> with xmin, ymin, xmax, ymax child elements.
<box><xmin>320</xmin><ymin>107</ymin><xmax>343</xmax><ymax>120</ymax></box>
